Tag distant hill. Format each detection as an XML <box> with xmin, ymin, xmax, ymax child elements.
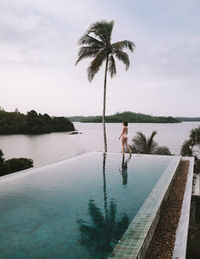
<box><xmin>175</xmin><ymin>117</ymin><xmax>200</xmax><ymax>122</ymax></box>
<box><xmin>0</xmin><ymin>110</ymin><xmax>75</xmax><ymax>134</ymax></box>
<box><xmin>69</xmin><ymin>112</ymin><xmax>180</xmax><ymax>123</ymax></box>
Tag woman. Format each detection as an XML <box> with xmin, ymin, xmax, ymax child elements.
<box><xmin>119</xmin><ymin>121</ymin><xmax>132</xmax><ymax>154</ymax></box>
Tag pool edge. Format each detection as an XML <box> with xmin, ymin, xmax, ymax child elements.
<box><xmin>0</xmin><ymin>151</ymin><xmax>92</xmax><ymax>184</ymax></box>
<box><xmin>109</xmin><ymin>155</ymin><xmax>182</xmax><ymax>259</ymax></box>
<box><xmin>172</xmin><ymin>157</ymin><xmax>194</xmax><ymax>259</ymax></box>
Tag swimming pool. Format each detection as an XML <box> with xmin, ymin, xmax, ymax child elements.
<box><xmin>0</xmin><ymin>152</ymin><xmax>179</xmax><ymax>258</ymax></box>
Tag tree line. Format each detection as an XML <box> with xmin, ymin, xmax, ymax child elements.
<box><xmin>0</xmin><ymin>109</ymin><xmax>75</xmax><ymax>134</ymax></box>
<box><xmin>70</xmin><ymin>112</ymin><xmax>179</xmax><ymax>123</ymax></box>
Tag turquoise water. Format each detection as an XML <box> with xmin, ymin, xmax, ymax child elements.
<box><xmin>0</xmin><ymin>152</ymin><xmax>172</xmax><ymax>258</ymax></box>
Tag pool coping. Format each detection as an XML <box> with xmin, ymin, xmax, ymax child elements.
<box><xmin>109</xmin><ymin>155</ymin><xmax>181</xmax><ymax>259</ymax></box>
<box><xmin>172</xmin><ymin>157</ymin><xmax>194</xmax><ymax>259</ymax></box>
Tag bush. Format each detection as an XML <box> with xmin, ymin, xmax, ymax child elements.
<box><xmin>153</xmin><ymin>146</ymin><xmax>172</xmax><ymax>156</ymax></box>
<box><xmin>5</xmin><ymin>158</ymin><xmax>33</xmax><ymax>174</ymax></box>
<box><xmin>0</xmin><ymin>149</ymin><xmax>33</xmax><ymax>176</ymax></box>
<box><xmin>180</xmin><ymin>127</ymin><xmax>200</xmax><ymax>174</ymax></box>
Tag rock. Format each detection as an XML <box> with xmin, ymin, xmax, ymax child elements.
<box><xmin>68</xmin><ymin>131</ymin><xmax>82</xmax><ymax>135</ymax></box>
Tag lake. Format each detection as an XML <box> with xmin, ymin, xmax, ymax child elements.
<box><xmin>0</xmin><ymin>122</ymin><xmax>199</xmax><ymax>167</ymax></box>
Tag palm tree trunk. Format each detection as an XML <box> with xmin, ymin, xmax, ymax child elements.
<box><xmin>103</xmin><ymin>56</ymin><xmax>108</xmax><ymax>152</ymax></box>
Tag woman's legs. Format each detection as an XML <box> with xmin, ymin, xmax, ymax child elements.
<box><xmin>124</xmin><ymin>138</ymin><xmax>132</xmax><ymax>154</ymax></box>
<box><xmin>122</xmin><ymin>137</ymin><xmax>132</xmax><ymax>154</ymax></box>
<box><xmin>121</xmin><ymin>137</ymin><xmax>125</xmax><ymax>153</ymax></box>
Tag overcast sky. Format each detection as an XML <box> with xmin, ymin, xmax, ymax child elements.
<box><xmin>0</xmin><ymin>0</ymin><xmax>199</xmax><ymax>117</ymax></box>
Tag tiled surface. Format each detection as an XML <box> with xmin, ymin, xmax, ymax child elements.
<box><xmin>110</xmin><ymin>156</ymin><xmax>181</xmax><ymax>259</ymax></box>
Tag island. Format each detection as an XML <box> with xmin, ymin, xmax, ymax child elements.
<box><xmin>175</xmin><ymin>117</ymin><xmax>200</xmax><ymax>122</ymax></box>
<box><xmin>68</xmin><ymin>111</ymin><xmax>180</xmax><ymax>123</ymax></box>
<box><xmin>0</xmin><ymin>109</ymin><xmax>75</xmax><ymax>134</ymax></box>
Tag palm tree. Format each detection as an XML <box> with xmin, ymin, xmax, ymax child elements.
<box><xmin>131</xmin><ymin>131</ymin><xmax>158</xmax><ymax>154</ymax></box>
<box><xmin>75</xmin><ymin>20</ymin><xmax>135</xmax><ymax>152</ymax></box>
<box><xmin>131</xmin><ymin>131</ymin><xmax>173</xmax><ymax>155</ymax></box>
<box><xmin>181</xmin><ymin>126</ymin><xmax>200</xmax><ymax>173</ymax></box>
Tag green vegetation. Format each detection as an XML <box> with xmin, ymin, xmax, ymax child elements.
<box><xmin>0</xmin><ymin>149</ymin><xmax>33</xmax><ymax>176</ymax></box>
<box><xmin>153</xmin><ymin>146</ymin><xmax>172</xmax><ymax>156</ymax></box>
<box><xmin>176</xmin><ymin>117</ymin><xmax>200</xmax><ymax>122</ymax></box>
<box><xmin>0</xmin><ymin>109</ymin><xmax>74</xmax><ymax>134</ymax></box>
<box><xmin>76</xmin><ymin>20</ymin><xmax>135</xmax><ymax>152</ymax></box>
<box><xmin>69</xmin><ymin>111</ymin><xmax>180</xmax><ymax>123</ymax></box>
<box><xmin>181</xmin><ymin>127</ymin><xmax>200</xmax><ymax>174</ymax></box>
<box><xmin>130</xmin><ymin>131</ymin><xmax>173</xmax><ymax>155</ymax></box>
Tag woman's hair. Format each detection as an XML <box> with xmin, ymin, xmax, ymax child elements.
<box><xmin>122</xmin><ymin>120</ymin><xmax>128</xmax><ymax>126</ymax></box>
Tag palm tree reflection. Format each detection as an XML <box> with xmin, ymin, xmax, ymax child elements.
<box><xmin>119</xmin><ymin>154</ymin><xmax>131</xmax><ymax>185</ymax></box>
<box><xmin>77</xmin><ymin>153</ymin><xmax>129</xmax><ymax>258</ymax></box>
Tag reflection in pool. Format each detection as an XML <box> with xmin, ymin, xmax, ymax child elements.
<box><xmin>119</xmin><ymin>154</ymin><xmax>131</xmax><ymax>185</ymax></box>
<box><xmin>77</xmin><ymin>154</ymin><xmax>129</xmax><ymax>258</ymax></box>
<box><xmin>0</xmin><ymin>152</ymin><xmax>172</xmax><ymax>258</ymax></box>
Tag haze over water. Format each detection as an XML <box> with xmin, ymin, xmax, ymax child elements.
<box><xmin>0</xmin><ymin>122</ymin><xmax>199</xmax><ymax>167</ymax></box>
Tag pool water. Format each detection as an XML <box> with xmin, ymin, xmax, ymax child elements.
<box><xmin>0</xmin><ymin>152</ymin><xmax>173</xmax><ymax>258</ymax></box>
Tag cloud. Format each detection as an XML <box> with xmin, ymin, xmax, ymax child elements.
<box><xmin>0</xmin><ymin>0</ymin><xmax>199</xmax><ymax>116</ymax></box>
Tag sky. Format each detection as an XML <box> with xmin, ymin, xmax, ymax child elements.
<box><xmin>0</xmin><ymin>0</ymin><xmax>200</xmax><ymax>117</ymax></box>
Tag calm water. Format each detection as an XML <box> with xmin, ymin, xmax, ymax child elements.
<box><xmin>0</xmin><ymin>152</ymin><xmax>173</xmax><ymax>258</ymax></box>
<box><xmin>0</xmin><ymin>122</ymin><xmax>199</xmax><ymax>167</ymax></box>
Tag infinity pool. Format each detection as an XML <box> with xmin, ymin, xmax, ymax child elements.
<box><xmin>0</xmin><ymin>152</ymin><xmax>174</xmax><ymax>258</ymax></box>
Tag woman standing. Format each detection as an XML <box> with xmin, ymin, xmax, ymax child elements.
<box><xmin>119</xmin><ymin>121</ymin><xmax>132</xmax><ymax>154</ymax></box>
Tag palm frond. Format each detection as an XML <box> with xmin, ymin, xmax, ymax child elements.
<box><xmin>132</xmin><ymin>132</ymin><xmax>147</xmax><ymax>153</ymax></box>
<box><xmin>78</xmin><ymin>33</ymin><xmax>104</xmax><ymax>47</ymax></box>
<box><xmin>147</xmin><ymin>131</ymin><xmax>158</xmax><ymax>152</ymax></box>
<box><xmin>136</xmin><ymin>132</ymin><xmax>147</xmax><ymax>144</ymax></box>
<box><xmin>76</xmin><ymin>20</ymin><xmax>134</xmax><ymax>83</ymax></box>
<box><xmin>154</xmin><ymin>146</ymin><xmax>172</xmax><ymax>156</ymax></box>
<box><xmin>88</xmin><ymin>20</ymin><xmax>114</xmax><ymax>45</ymax></box>
<box><xmin>108</xmin><ymin>55</ymin><xmax>116</xmax><ymax>78</ymax></box>
<box><xmin>87</xmin><ymin>50</ymin><xmax>107</xmax><ymax>82</ymax></box>
<box><xmin>113</xmin><ymin>50</ymin><xmax>130</xmax><ymax>70</ymax></box>
<box><xmin>75</xmin><ymin>46</ymin><xmax>102</xmax><ymax>65</ymax></box>
<box><xmin>112</xmin><ymin>40</ymin><xmax>135</xmax><ymax>52</ymax></box>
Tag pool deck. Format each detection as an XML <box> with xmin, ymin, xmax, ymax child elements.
<box><xmin>109</xmin><ymin>156</ymin><xmax>194</xmax><ymax>259</ymax></box>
